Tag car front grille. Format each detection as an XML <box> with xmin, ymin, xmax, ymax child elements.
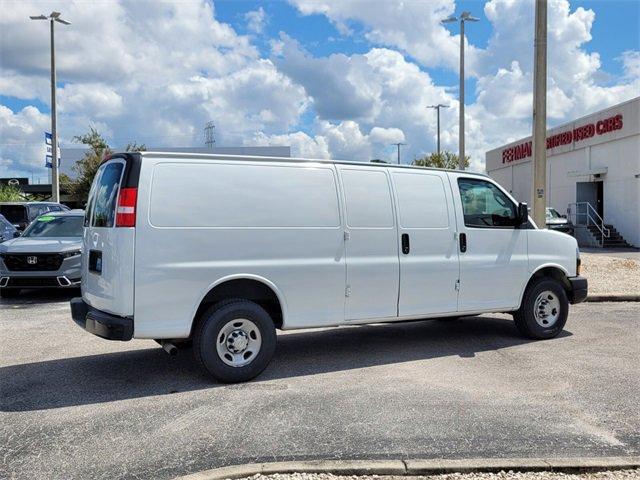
<box><xmin>2</xmin><ymin>253</ymin><xmax>63</xmax><ymax>272</ymax></box>
<box><xmin>7</xmin><ymin>277</ymin><xmax>60</xmax><ymax>287</ymax></box>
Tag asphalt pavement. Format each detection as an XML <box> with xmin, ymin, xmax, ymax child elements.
<box><xmin>1</xmin><ymin>290</ymin><xmax>639</xmax><ymax>480</ymax></box>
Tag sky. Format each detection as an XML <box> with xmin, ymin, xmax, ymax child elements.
<box><xmin>0</xmin><ymin>0</ymin><xmax>639</xmax><ymax>181</ymax></box>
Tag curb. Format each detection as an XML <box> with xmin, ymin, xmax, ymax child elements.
<box><xmin>176</xmin><ymin>457</ymin><xmax>640</xmax><ymax>480</ymax></box>
<box><xmin>586</xmin><ymin>294</ymin><xmax>640</xmax><ymax>302</ymax></box>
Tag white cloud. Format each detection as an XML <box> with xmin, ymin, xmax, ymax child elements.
<box><xmin>265</xmin><ymin>38</ymin><xmax>460</xmax><ymax>164</ymax></box>
<box><xmin>0</xmin><ymin>0</ymin><xmax>304</xmax><ymax>177</ymax></box>
<box><xmin>245</xmin><ymin>7</ymin><xmax>268</xmax><ymax>34</ymax></box>
<box><xmin>1</xmin><ymin>0</ymin><xmax>638</xmax><ymax>178</ymax></box>
<box><xmin>620</xmin><ymin>50</ymin><xmax>640</xmax><ymax>80</ymax></box>
<box><xmin>249</xmin><ymin>121</ymin><xmax>406</xmax><ymax>162</ymax></box>
<box><xmin>0</xmin><ymin>105</ymin><xmax>49</xmax><ymax>174</ymax></box>
<box><xmin>287</xmin><ymin>0</ymin><xmax>475</xmax><ymax>72</ymax></box>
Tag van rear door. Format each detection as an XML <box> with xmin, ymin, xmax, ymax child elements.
<box><xmin>82</xmin><ymin>155</ymin><xmax>138</xmax><ymax>317</ymax></box>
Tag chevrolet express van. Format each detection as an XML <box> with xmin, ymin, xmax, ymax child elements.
<box><xmin>71</xmin><ymin>152</ymin><xmax>587</xmax><ymax>382</ymax></box>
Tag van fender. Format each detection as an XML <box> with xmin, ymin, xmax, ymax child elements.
<box><xmin>190</xmin><ymin>273</ymin><xmax>289</xmax><ymax>328</ymax></box>
<box><xmin>516</xmin><ymin>263</ymin><xmax>571</xmax><ymax>309</ymax></box>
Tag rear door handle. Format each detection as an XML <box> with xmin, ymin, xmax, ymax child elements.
<box><xmin>401</xmin><ymin>233</ymin><xmax>410</xmax><ymax>254</ymax></box>
<box><xmin>459</xmin><ymin>232</ymin><xmax>467</xmax><ymax>253</ymax></box>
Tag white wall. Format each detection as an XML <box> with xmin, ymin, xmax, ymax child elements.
<box><xmin>486</xmin><ymin>97</ymin><xmax>640</xmax><ymax>247</ymax></box>
<box><xmin>594</xmin><ymin>135</ymin><xmax>640</xmax><ymax>246</ymax></box>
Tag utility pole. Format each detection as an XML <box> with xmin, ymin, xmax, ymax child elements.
<box><xmin>30</xmin><ymin>11</ymin><xmax>70</xmax><ymax>203</ymax></box>
<box><xmin>204</xmin><ymin>121</ymin><xmax>216</xmax><ymax>149</ymax></box>
<box><xmin>532</xmin><ymin>0</ymin><xmax>547</xmax><ymax>228</ymax></box>
<box><xmin>391</xmin><ymin>142</ymin><xmax>406</xmax><ymax>165</ymax></box>
<box><xmin>427</xmin><ymin>104</ymin><xmax>449</xmax><ymax>155</ymax></box>
<box><xmin>442</xmin><ymin>11</ymin><xmax>479</xmax><ymax>170</ymax></box>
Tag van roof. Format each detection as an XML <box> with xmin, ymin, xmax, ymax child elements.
<box><xmin>126</xmin><ymin>151</ymin><xmax>488</xmax><ymax>177</ymax></box>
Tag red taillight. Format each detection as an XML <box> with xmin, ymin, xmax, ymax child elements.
<box><xmin>116</xmin><ymin>187</ymin><xmax>137</xmax><ymax>227</ymax></box>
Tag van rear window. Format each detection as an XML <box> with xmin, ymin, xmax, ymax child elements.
<box><xmin>89</xmin><ymin>162</ymin><xmax>124</xmax><ymax>227</ymax></box>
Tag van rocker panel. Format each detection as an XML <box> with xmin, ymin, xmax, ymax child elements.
<box><xmin>71</xmin><ymin>297</ymin><xmax>133</xmax><ymax>341</ymax></box>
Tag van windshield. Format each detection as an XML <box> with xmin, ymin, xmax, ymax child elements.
<box><xmin>22</xmin><ymin>215</ymin><xmax>84</xmax><ymax>238</ymax></box>
<box><xmin>0</xmin><ymin>205</ymin><xmax>27</xmax><ymax>224</ymax></box>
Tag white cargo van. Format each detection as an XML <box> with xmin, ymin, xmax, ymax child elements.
<box><xmin>71</xmin><ymin>152</ymin><xmax>587</xmax><ymax>382</ymax></box>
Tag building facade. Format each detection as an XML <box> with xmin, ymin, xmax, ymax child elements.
<box><xmin>486</xmin><ymin>97</ymin><xmax>640</xmax><ymax>247</ymax></box>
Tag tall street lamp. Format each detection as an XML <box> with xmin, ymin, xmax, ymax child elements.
<box><xmin>29</xmin><ymin>11</ymin><xmax>70</xmax><ymax>203</ymax></box>
<box><xmin>427</xmin><ymin>104</ymin><xmax>449</xmax><ymax>156</ymax></box>
<box><xmin>442</xmin><ymin>11</ymin><xmax>479</xmax><ymax>170</ymax></box>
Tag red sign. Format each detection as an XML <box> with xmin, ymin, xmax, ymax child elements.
<box><xmin>501</xmin><ymin>114</ymin><xmax>623</xmax><ymax>164</ymax></box>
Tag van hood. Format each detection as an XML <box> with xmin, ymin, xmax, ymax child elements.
<box><xmin>0</xmin><ymin>237</ymin><xmax>82</xmax><ymax>253</ymax></box>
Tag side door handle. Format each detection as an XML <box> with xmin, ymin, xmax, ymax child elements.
<box><xmin>401</xmin><ymin>233</ymin><xmax>410</xmax><ymax>254</ymax></box>
<box><xmin>459</xmin><ymin>232</ymin><xmax>467</xmax><ymax>253</ymax></box>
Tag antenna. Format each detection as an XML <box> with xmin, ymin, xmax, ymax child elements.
<box><xmin>204</xmin><ymin>121</ymin><xmax>216</xmax><ymax>149</ymax></box>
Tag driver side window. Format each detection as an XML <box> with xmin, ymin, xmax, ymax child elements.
<box><xmin>458</xmin><ymin>178</ymin><xmax>517</xmax><ymax>228</ymax></box>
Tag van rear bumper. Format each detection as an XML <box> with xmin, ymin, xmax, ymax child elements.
<box><xmin>568</xmin><ymin>276</ymin><xmax>588</xmax><ymax>304</ymax></box>
<box><xmin>70</xmin><ymin>297</ymin><xmax>134</xmax><ymax>341</ymax></box>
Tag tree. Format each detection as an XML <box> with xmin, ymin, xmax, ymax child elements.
<box><xmin>68</xmin><ymin>128</ymin><xmax>146</xmax><ymax>203</ymax></box>
<box><xmin>412</xmin><ymin>151</ymin><xmax>470</xmax><ymax>170</ymax></box>
<box><xmin>0</xmin><ymin>185</ymin><xmax>23</xmax><ymax>202</ymax></box>
<box><xmin>70</xmin><ymin>127</ymin><xmax>111</xmax><ymax>202</ymax></box>
<box><xmin>125</xmin><ymin>142</ymin><xmax>147</xmax><ymax>152</ymax></box>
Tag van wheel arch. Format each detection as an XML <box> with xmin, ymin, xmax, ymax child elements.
<box><xmin>525</xmin><ymin>266</ymin><xmax>572</xmax><ymax>296</ymax></box>
<box><xmin>514</xmin><ymin>266</ymin><xmax>572</xmax><ymax>332</ymax></box>
<box><xmin>191</xmin><ymin>278</ymin><xmax>284</xmax><ymax>337</ymax></box>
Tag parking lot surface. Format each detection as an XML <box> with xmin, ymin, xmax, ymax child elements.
<box><xmin>1</xmin><ymin>292</ymin><xmax>639</xmax><ymax>480</ymax></box>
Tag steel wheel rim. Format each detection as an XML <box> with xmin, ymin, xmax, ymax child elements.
<box><xmin>533</xmin><ymin>290</ymin><xmax>561</xmax><ymax>327</ymax></box>
<box><xmin>216</xmin><ymin>318</ymin><xmax>262</xmax><ymax>367</ymax></box>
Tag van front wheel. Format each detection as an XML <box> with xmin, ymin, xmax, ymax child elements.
<box><xmin>193</xmin><ymin>299</ymin><xmax>277</xmax><ymax>383</ymax></box>
<box><xmin>513</xmin><ymin>278</ymin><xmax>568</xmax><ymax>339</ymax></box>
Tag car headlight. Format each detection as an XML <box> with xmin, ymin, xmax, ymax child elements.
<box><xmin>61</xmin><ymin>250</ymin><xmax>82</xmax><ymax>259</ymax></box>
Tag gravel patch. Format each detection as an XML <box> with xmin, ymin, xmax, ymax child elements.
<box><xmin>581</xmin><ymin>253</ymin><xmax>640</xmax><ymax>295</ymax></box>
<box><xmin>237</xmin><ymin>471</ymin><xmax>640</xmax><ymax>480</ymax></box>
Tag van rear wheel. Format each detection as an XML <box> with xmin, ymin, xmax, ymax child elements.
<box><xmin>513</xmin><ymin>278</ymin><xmax>568</xmax><ymax>339</ymax></box>
<box><xmin>193</xmin><ymin>299</ymin><xmax>277</xmax><ymax>383</ymax></box>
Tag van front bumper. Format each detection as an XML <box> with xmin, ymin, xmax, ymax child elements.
<box><xmin>568</xmin><ymin>276</ymin><xmax>588</xmax><ymax>304</ymax></box>
<box><xmin>70</xmin><ymin>297</ymin><xmax>133</xmax><ymax>341</ymax></box>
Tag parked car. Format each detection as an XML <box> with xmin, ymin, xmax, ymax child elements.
<box><xmin>71</xmin><ymin>152</ymin><xmax>587</xmax><ymax>383</ymax></box>
<box><xmin>0</xmin><ymin>210</ymin><xmax>83</xmax><ymax>298</ymax></box>
<box><xmin>0</xmin><ymin>214</ymin><xmax>18</xmax><ymax>243</ymax></box>
<box><xmin>546</xmin><ymin>207</ymin><xmax>574</xmax><ymax>235</ymax></box>
<box><xmin>0</xmin><ymin>202</ymin><xmax>70</xmax><ymax>231</ymax></box>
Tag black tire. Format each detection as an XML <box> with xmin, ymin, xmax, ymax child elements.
<box><xmin>0</xmin><ymin>289</ymin><xmax>20</xmax><ymax>298</ymax></box>
<box><xmin>513</xmin><ymin>278</ymin><xmax>568</xmax><ymax>339</ymax></box>
<box><xmin>193</xmin><ymin>299</ymin><xmax>277</xmax><ymax>383</ymax></box>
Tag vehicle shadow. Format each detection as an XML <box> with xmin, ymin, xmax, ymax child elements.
<box><xmin>0</xmin><ymin>315</ymin><xmax>571</xmax><ymax>412</ymax></box>
<box><xmin>0</xmin><ymin>288</ymin><xmax>79</xmax><ymax>307</ymax></box>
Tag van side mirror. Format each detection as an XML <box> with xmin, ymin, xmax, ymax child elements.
<box><xmin>517</xmin><ymin>202</ymin><xmax>529</xmax><ymax>226</ymax></box>
<box><xmin>14</xmin><ymin>231</ymin><xmax>21</xmax><ymax>238</ymax></box>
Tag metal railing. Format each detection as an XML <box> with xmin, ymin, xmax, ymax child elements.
<box><xmin>567</xmin><ymin>202</ymin><xmax>610</xmax><ymax>246</ymax></box>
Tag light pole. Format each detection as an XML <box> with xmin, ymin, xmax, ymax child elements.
<box><xmin>426</xmin><ymin>104</ymin><xmax>449</xmax><ymax>156</ymax></box>
<box><xmin>391</xmin><ymin>142</ymin><xmax>406</xmax><ymax>165</ymax></box>
<box><xmin>29</xmin><ymin>11</ymin><xmax>70</xmax><ymax>203</ymax></box>
<box><xmin>442</xmin><ymin>11</ymin><xmax>478</xmax><ymax>170</ymax></box>
<box><xmin>532</xmin><ymin>0</ymin><xmax>548</xmax><ymax>228</ymax></box>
